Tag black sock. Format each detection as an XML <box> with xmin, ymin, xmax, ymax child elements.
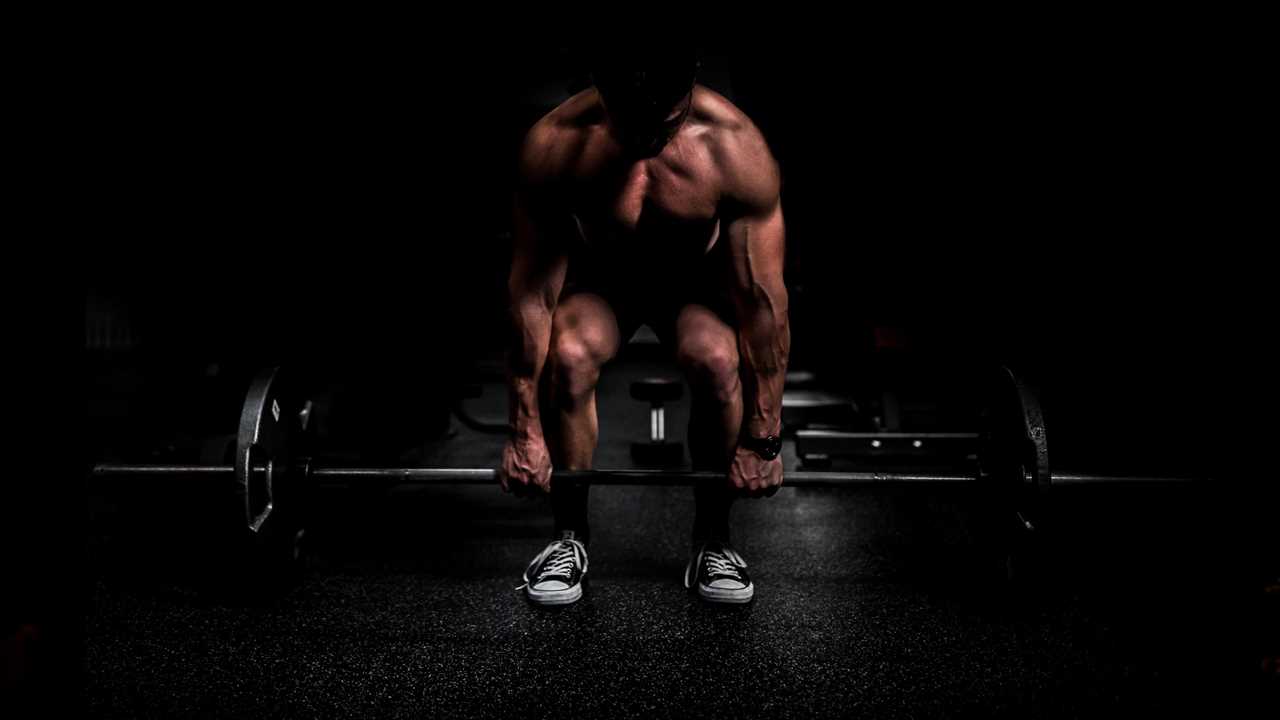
<box><xmin>692</xmin><ymin>483</ymin><xmax>733</xmax><ymax>546</ymax></box>
<box><xmin>552</xmin><ymin>482</ymin><xmax>590</xmax><ymax>545</ymax></box>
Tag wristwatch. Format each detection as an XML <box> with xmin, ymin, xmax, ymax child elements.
<box><xmin>740</xmin><ymin>433</ymin><xmax>782</xmax><ymax>461</ymax></box>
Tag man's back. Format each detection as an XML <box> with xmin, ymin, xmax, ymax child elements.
<box><xmin>519</xmin><ymin>85</ymin><xmax>777</xmax><ymax>272</ymax></box>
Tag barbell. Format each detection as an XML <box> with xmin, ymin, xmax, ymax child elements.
<box><xmin>90</xmin><ymin>366</ymin><xmax>1201</xmax><ymax>575</ymax></box>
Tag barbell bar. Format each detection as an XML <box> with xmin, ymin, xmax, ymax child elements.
<box><xmin>88</xmin><ymin>365</ymin><xmax>1205</xmax><ymax>579</ymax></box>
<box><xmin>91</xmin><ymin>464</ymin><xmax>1191</xmax><ymax>488</ymax></box>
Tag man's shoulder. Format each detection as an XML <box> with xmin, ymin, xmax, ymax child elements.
<box><xmin>692</xmin><ymin>88</ymin><xmax>780</xmax><ymax>209</ymax></box>
<box><xmin>519</xmin><ymin>89</ymin><xmax>605</xmax><ymax>186</ymax></box>
<box><xmin>691</xmin><ymin>86</ymin><xmax>753</xmax><ymax>134</ymax></box>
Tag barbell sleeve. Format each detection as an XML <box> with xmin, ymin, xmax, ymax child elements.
<box><xmin>93</xmin><ymin>464</ymin><xmax>236</xmax><ymax>476</ymax></box>
<box><xmin>1050</xmin><ymin>473</ymin><xmax>1201</xmax><ymax>487</ymax></box>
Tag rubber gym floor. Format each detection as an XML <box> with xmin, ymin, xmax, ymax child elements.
<box><xmin>84</xmin><ymin>355</ymin><xmax>1264</xmax><ymax>718</ymax></box>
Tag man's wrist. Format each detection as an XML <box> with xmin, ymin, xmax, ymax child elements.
<box><xmin>509</xmin><ymin>416</ymin><xmax>543</xmax><ymax>441</ymax></box>
<box><xmin>738</xmin><ymin>429</ymin><xmax>782</xmax><ymax>460</ymax></box>
<box><xmin>743</xmin><ymin>418</ymin><xmax>781</xmax><ymax>440</ymax></box>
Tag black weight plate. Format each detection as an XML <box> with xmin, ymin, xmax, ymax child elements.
<box><xmin>1008</xmin><ymin>367</ymin><xmax>1050</xmax><ymax>499</ymax></box>
<box><xmin>985</xmin><ymin>366</ymin><xmax>1050</xmax><ymax>529</ymax></box>
<box><xmin>976</xmin><ymin>366</ymin><xmax>1051</xmax><ymax>582</ymax></box>
<box><xmin>235</xmin><ymin>366</ymin><xmax>296</xmax><ymax>533</ymax></box>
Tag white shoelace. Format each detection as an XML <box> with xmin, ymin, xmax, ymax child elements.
<box><xmin>704</xmin><ymin>549</ymin><xmax>744</xmax><ymax>581</ymax></box>
<box><xmin>686</xmin><ymin>544</ymin><xmax>747</xmax><ymax>588</ymax></box>
<box><xmin>519</xmin><ymin>538</ymin><xmax>588</xmax><ymax>589</ymax></box>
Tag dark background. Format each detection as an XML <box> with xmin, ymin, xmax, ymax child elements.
<box><xmin>9</xmin><ymin>24</ymin><xmax>1272</xmax><ymax>713</ymax></box>
<box><xmin>78</xmin><ymin>36</ymin><xmax>1256</xmax><ymax>474</ymax></box>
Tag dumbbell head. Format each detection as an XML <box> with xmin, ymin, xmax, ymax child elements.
<box><xmin>630</xmin><ymin>377</ymin><xmax>683</xmax><ymax>405</ymax></box>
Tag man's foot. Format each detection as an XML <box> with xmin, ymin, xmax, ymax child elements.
<box><xmin>521</xmin><ymin>531</ymin><xmax>588</xmax><ymax>606</ymax></box>
<box><xmin>684</xmin><ymin>541</ymin><xmax>753</xmax><ymax>604</ymax></box>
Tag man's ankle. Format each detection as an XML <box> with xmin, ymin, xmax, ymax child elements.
<box><xmin>693</xmin><ymin>486</ymin><xmax>733</xmax><ymax>547</ymax></box>
<box><xmin>556</xmin><ymin>527</ymin><xmax>590</xmax><ymax>545</ymax></box>
<box><xmin>691</xmin><ymin>524</ymin><xmax>730</xmax><ymax>549</ymax></box>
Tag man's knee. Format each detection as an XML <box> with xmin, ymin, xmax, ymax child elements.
<box><xmin>677</xmin><ymin>336</ymin><xmax>740</xmax><ymax>403</ymax></box>
<box><xmin>549</xmin><ymin>333</ymin><xmax>605</xmax><ymax>404</ymax></box>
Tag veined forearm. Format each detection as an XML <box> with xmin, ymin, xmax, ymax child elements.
<box><xmin>506</xmin><ymin>297</ymin><xmax>554</xmax><ymax>435</ymax></box>
<box><xmin>737</xmin><ymin>291</ymin><xmax>790</xmax><ymax>437</ymax></box>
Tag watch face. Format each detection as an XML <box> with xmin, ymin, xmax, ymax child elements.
<box><xmin>748</xmin><ymin>434</ymin><xmax>781</xmax><ymax>460</ymax></box>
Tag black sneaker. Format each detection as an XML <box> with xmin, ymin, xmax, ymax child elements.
<box><xmin>684</xmin><ymin>541</ymin><xmax>753</xmax><ymax>603</ymax></box>
<box><xmin>521</xmin><ymin>531</ymin><xmax>588</xmax><ymax>606</ymax></box>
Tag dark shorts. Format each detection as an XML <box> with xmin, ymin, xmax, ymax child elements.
<box><xmin>560</xmin><ymin>255</ymin><xmax>737</xmax><ymax>345</ymax></box>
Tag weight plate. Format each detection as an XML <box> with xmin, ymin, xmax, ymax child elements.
<box><xmin>235</xmin><ymin>366</ymin><xmax>296</xmax><ymax>533</ymax></box>
<box><xmin>985</xmin><ymin>366</ymin><xmax>1050</xmax><ymax>530</ymax></box>
<box><xmin>1009</xmin><ymin>368</ymin><xmax>1050</xmax><ymax>501</ymax></box>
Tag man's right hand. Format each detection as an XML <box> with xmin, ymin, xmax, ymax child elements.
<box><xmin>499</xmin><ymin>432</ymin><xmax>553</xmax><ymax>495</ymax></box>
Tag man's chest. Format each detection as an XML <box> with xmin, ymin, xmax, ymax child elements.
<box><xmin>569</xmin><ymin>153</ymin><xmax>723</xmax><ymax>254</ymax></box>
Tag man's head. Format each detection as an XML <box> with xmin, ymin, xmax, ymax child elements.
<box><xmin>589</xmin><ymin>45</ymin><xmax>699</xmax><ymax>157</ymax></box>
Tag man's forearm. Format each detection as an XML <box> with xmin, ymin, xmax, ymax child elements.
<box><xmin>507</xmin><ymin>297</ymin><xmax>553</xmax><ymax>438</ymax></box>
<box><xmin>737</xmin><ymin>298</ymin><xmax>790</xmax><ymax>438</ymax></box>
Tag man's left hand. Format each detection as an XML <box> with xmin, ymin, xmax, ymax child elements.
<box><xmin>728</xmin><ymin>446</ymin><xmax>784</xmax><ymax>498</ymax></box>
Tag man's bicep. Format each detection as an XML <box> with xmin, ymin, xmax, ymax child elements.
<box><xmin>726</xmin><ymin>202</ymin><xmax>787</xmax><ymax>304</ymax></box>
<box><xmin>721</xmin><ymin>124</ymin><xmax>785</xmax><ymax>300</ymax></box>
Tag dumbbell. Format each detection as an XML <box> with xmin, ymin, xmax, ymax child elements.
<box><xmin>630</xmin><ymin>377</ymin><xmax>685</xmax><ymax>466</ymax></box>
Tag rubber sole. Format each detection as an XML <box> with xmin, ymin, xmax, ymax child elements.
<box><xmin>525</xmin><ymin>582</ymin><xmax>583</xmax><ymax>606</ymax></box>
<box><xmin>695</xmin><ymin>582</ymin><xmax>754</xmax><ymax>604</ymax></box>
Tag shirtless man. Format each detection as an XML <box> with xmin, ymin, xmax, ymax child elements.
<box><xmin>500</xmin><ymin>47</ymin><xmax>789</xmax><ymax>605</ymax></box>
